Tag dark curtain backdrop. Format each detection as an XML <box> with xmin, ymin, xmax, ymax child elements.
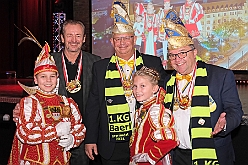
<box><xmin>16</xmin><ymin>0</ymin><xmax>53</xmax><ymax>78</ymax></box>
<box><xmin>0</xmin><ymin>0</ymin><xmax>17</xmax><ymax>76</ymax></box>
<box><xmin>0</xmin><ymin>0</ymin><xmax>74</xmax><ymax>78</ymax></box>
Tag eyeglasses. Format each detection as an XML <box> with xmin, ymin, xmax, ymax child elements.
<box><xmin>168</xmin><ymin>48</ymin><xmax>195</xmax><ymax>60</ymax></box>
<box><xmin>113</xmin><ymin>36</ymin><xmax>134</xmax><ymax>42</ymax></box>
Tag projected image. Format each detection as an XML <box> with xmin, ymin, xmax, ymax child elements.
<box><xmin>92</xmin><ymin>0</ymin><xmax>248</xmax><ymax>70</ymax></box>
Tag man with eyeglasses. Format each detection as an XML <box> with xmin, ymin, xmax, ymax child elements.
<box><xmin>163</xmin><ymin>10</ymin><xmax>243</xmax><ymax>165</ymax></box>
<box><xmin>84</xmin><ymin>1</ymin><xmax>167</xmax><ymax>165</ymax></box>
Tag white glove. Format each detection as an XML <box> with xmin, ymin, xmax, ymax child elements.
<box><xmin>55</xmin><ymin>122</ymin><xmax>71</xmax><ymax>137</ymax></box>
<box><xmin>132</xmin><ymin>153</ymin><xmax>155</xmax><ymax>165</ymax></box>
<box><xmin>59</xmin><ymin>134</ymin><xmax>74</xmax><ymax>151</ymax></box>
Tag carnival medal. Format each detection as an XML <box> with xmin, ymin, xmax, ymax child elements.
<box><xmin>66</xmin><ymin>79</ymin><xmax>81</xmax><ymax>93</ymax></box>
<box><xmin>62</xmin><ymin>51</ymin><xmax>83</xmax><ymax>93</ymax></box>
<box><xmin>179</xmin><ymin>95</ymin><xmax>191</xmax><ymax>110</ymax></box>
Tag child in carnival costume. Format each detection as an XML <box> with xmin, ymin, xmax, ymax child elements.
<box><xmin>8</xmin><ymin>31</ymin><xmax>85</xmax><ymax>165</ymax></box>
<box><xmin>130</xmin><ymin>66</ymin><xmax>178</xmax><ymax>165</ymax></box>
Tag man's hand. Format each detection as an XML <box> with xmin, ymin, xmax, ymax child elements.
<box><xmin>13</xmin><ymin>103</ymin><xmax>20</xmax><ymax>123</ymax></box>
<box><xmin>85</xmin><ymin>144</ymin><xmax>98</xmax><ymax>160</ymax></box>
<box><xmin>211</xmin><ymin>112</ymin><xmax>226</xmax><ymax>135</ymax></box>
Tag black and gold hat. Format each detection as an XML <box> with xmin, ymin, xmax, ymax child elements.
<box><xmin>164</xmin><ymin>10</ymin><xmax>194</xmax><ymax>50</ymax></box>
<box><xmin>110</xmin><ymin>1</ymin><xmax>134</xmax><ymax>34</ymax></box>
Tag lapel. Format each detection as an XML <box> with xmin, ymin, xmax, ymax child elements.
<box><xmin>82</xmin><ymin>51</ymin><xmax>88</xmax><ymax>102</ymax></box>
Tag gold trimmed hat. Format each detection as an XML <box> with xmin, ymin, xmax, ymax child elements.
<box><xmin>16</xmin><ymin>26</ymin><xmax>59</xmax><ymax>94</ymax></box>
<box><xmin>110</xmin><ymin>1</ymin><xmax>134</xmax><ymax>34</ymax></box>
<box><xmin>164</xmin><ymin>10</ymin><xmax>193</xmax><ymax>50</ymax></box>
<box><xmin>34</xmin><ymin>43</ymin><xmax>58</xmax><ymax>76</ymax></box>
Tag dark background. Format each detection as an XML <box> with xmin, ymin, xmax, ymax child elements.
<box><xmin>0</xmin><ymin>0</ymin><xmax>73</xmax><ymax>78</ymax></box>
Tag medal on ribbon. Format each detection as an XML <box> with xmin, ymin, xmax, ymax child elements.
<box><xmin>116</xmin><ymin>55</ymin><xmax>136</xmax><ymax>99</ymax></box>
<box><xmin>66</xmin><ymin>79</ymin><xmax>81</xmax><ymax>93</ymax></box>
<box><xmin>179</xmin><ymin>95</ymin><xmax>191</xmax><ymax>110</ymax></box>
<box><xmin>62</xmin><ymin>51</ymin><xmax>83</xmax><ymax>93</ymax></box>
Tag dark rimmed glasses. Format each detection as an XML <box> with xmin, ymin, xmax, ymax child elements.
<box><xmin>113</xmin><ymin>36</ymin><xmax>134</xmax><ymax>42</ymax></box>
<box><xmin>168</xmin><ymin>48</ymin><xmax>195</xmax><ymax>60</ymax></box>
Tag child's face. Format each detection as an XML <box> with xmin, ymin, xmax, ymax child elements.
<box><xmin>34</xmin><ymin>71</ymin><xmax>58</xmax><ymax>92</ymax></box>
<box><xmin>132</xmin><ymin>75</ymin><xmax>159</xmax><ymax>102</ymax></box>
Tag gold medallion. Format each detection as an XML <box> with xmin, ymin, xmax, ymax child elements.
<box><xmin>122</xmin><ymin>80</ymin><xmax>133</xmax><ymax>97</ymax></box>
<box><xmin>66</xmin><ymin>80</ymin><xmax>81</xmax><ymax>93</ymax></box>
<box><xmin>123</xmin><ymin>80</ymin><xmax>132</xmax><ymax>90</ymax></box>
<box><xmin>179</xmin><ymin>95</ymin><xmax>190</xmax><ymax>110</ymax></box>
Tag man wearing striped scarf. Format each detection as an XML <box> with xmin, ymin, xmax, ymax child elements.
<box><xmin>84</xmin><ymin>1</ymin><xmax>167</xmax><ymax>165</ymax></box>
<box><xmin>163</xmin><ymin>10</ymin><xmax>243</xmax><ymax>165</ymax></box>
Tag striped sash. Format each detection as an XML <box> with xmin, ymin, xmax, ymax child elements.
<box><xmin>164</xmin><ymin>61</ymin><xmax>218</xmax><ymax>164</ymax></box>
<box><xmin>105</xmin><ymin>53</ymin><xmax>144</xmax><ymax>142</ymax></box>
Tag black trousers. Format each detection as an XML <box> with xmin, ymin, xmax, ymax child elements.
<box><xmin>172</xmin><ymin>147</ymin><xmax>191</xmax><ymax>165</ymax></box>
<box><xmin>101</xmin><ymin>142</ymin><xmax>130</xmax><ymax>165</ymax></box>
<box><xmin>70</xmin><ymin>141</ymin><xmax>89</xmax><ymax>165</ymax></box>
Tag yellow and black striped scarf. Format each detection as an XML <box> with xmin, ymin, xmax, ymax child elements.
<box><xmin>105</xmin><ymin>53</ymin><xmax>144</xmax><ymax>142</ymax></box>
<box><xmin>164</xmin><ymin>61</ymin><xmax>218</xmax><ymax>164</ymax></box>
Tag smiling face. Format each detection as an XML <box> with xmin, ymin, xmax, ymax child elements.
<box><xmin>132</xmin><ymin>75</ymin><xmax>159</xmax><ymax>102</ymax></box>
<box><xmin>61</xmin><ymin>24</ymin><xmax>86</xmax><ymax>54</ymax></box>
<box><xmin>110</xmin><ymin>33</ymin><xmax>136</xmax><ymax>60</ymax></box>
<box><xmin>34</xmin><ymin>71</ymin><xmax>58</xmax><ymax>92</ymax></box>
<box><xmin>169</xmin><ymin>45</ymin><xmax>197</xmax><ymax>75</ymax></box>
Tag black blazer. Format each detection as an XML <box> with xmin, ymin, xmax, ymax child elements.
<box><xmin>52</xmin><ymin>51</ymin><xmax>101</xmax><ymax>116</ymax></box>
<box><xmin>206</xmin><ymin>64</ymin><xmax>243</xmax><ymax>165</ymax></box>
<box><xmin>84</xmin><ymin>51</ymin><xmax>167</xmax><ymax>159</ymax></box>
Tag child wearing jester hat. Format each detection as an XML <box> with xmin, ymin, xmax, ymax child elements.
<box><xmin>130</xmin><ymin>66</ymin><xmax>178</xmax><ymax>165</ymax></box>
<box><xmin>8</xmin><ymin>43</ymin><xmax>85</xmax><ymax>165</ymax></box>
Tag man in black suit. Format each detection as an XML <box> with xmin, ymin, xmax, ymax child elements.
<box><xmin>53</xmin><ymin>20</ymin><xmax>100</xmax><ymax>165</ymax></box>
<box><xmin>13</xmin><ymin>20</ymin><xmax>101</xmax><ymax>165</ymax></box>
<box><xmin>163</xmin><ymin>10</ymin><xmax>243</xmax><ymax>165</ymax></box>
<box><xmin>84</xmin><ymin>2</ymin><xmax>167</xmax><ymax>165</ymax></box>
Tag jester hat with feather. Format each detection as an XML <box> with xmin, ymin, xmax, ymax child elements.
<box><xmin>17</xmin><ymin>26</ymin><xmax>58</xmax><ymax>94</ymax></box>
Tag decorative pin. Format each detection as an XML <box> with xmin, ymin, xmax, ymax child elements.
<box><xmin>107</xmin><ymin>99</ymin><xmax>113</xmax><ymax>103</ymax></box>
<box><xmin>198</xmin><ymin>118</ymin><xmax>205</xmax><ymax>126</ymax></box>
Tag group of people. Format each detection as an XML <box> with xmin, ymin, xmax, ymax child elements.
<box><xmin>9</xmin><ymin>1</ymin><xmax>243</xmax><ymax>165</ymax></box>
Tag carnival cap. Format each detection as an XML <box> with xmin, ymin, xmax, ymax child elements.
<box><xmin>164</xmin><ymin>10</ymin><xmax>193</xmax><ymax>50</ymax></box>
<box><xmin>34</xmin><ymin>43</ymin><xmax>58</xmax><ymax>76</ymax></box>
<box><xmin>110</xmin><ymin>1</ymin><xmax>134</xmax><ymax>34</ymax></box>
<box><xmin>16</xmin><ymin>26</ymin><xmax>59</xmax><ymax>94</ymax></box>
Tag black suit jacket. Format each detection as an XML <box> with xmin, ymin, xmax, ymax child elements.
<box><xmin>206</xmin><ymin>64</ymin><xmax>243</xmax><ymax>165</ymax></box>
<box><xmin>52</xmin><ymin>51</ymin><xmax>101</xmax><ymax>116</ymax></box>
<box><xmin>84</xmin><ymin>51</ymin><xmax>167</xmax><ymax>159</ymax></box>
